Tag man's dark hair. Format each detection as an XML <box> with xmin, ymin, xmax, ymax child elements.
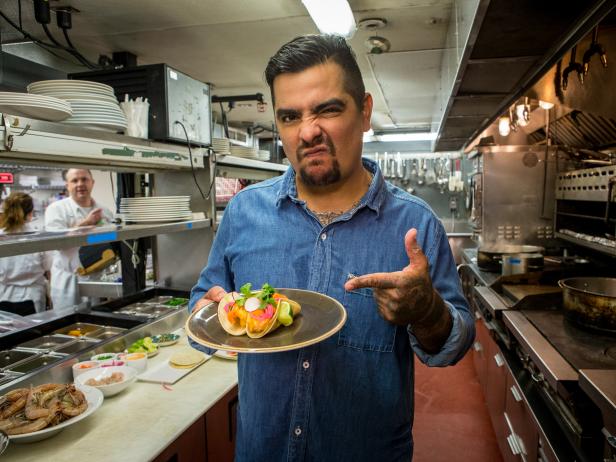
<box><xmin>265</xmin><ymin>34</ymin><xmax>365</xmax><ymax>110</ymax></box>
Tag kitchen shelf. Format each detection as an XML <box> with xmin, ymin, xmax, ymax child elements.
<box><xmin>215</xmin><ymin>154</ymin><xmax>288</xmax><ymax>172</ymax></box>
<box><xmin>0</xmin><ymin>219</ymin><xmax>211</xmax><ymax>258</ymax></box>
<box><xmin>555</xmin><ymin>232</ymin><xmax>616</xmax><ymax>257</ymax></box>
<box><xmin>0</xmin><ymin>116</ymin><xmax>207</xmax><ymax>172</ymax></box>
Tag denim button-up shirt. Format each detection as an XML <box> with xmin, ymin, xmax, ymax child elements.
<box><xmin>190</xmin><ymin>158</ymin><xmax>475</xmax><ymax>462</ymax></box>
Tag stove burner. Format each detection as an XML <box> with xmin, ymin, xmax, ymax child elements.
<box><xmin>522</xmin><ymin>310</ymin><xmax>616</xmax><ymax>371</ymax></box>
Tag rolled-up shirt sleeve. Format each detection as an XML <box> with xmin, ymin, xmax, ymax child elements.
<box><xmin>408</xmin><ymin>218</ymin><xmax>475</xmax><ymax>366</ymax></box>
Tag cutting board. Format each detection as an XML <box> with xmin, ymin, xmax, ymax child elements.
<box><xmin>137</xmin><ymin>355</ymin><xmax>211</xmax><ymax>384</ymax></box>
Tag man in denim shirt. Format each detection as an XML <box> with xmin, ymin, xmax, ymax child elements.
<box><xmin>190</xmin><ymin>35</ymin><xmax>475</xmax><ymax>461</ymax></box>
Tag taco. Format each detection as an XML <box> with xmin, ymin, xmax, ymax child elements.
<box><xmin>218</xmin><ymin>283</ymin><xmax>301</xmax><ymax>338</ymax></box>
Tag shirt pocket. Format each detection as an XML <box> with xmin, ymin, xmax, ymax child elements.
<box><xmin>338</xmin><ymin>288</ymin><xmax>397</xmax><ymax>352</ymax></box>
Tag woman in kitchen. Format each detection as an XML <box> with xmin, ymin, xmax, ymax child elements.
<box><xmin>0</xmin><ymin>192</ymin><xmax>51</xmax><ymax>315</ymax></box>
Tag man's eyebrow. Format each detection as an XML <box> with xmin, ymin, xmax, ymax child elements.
<box><xmin>313</xmin><ymin>98</ymin><xmax>346</xmax><ymax>113</ymax></box>
<box><xmin>276</xmin><ymin>108</ymin><xmax>300</xmax><ymax>119</ymax></box>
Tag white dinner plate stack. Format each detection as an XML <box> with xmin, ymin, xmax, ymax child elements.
<box><xmin>0</xmin><ymin>92</ymin><xmax>73</xmax><ymax>122</ymax></box>
<box><xmin>119</xmin><ymin>196</ymin><xmax>192</xmax><ymax>223</ymax></box>
<box><xmin>257</xmin><ymin>150</ymin><xmax>271</xmax><ymax>161</ymax></box>
<box><xmin>230</xmin><ymin>144</ymin><xmax>259</xmax><ymax>159</ymax></box>
<box><xmin>27</xmin><ymin>80</ymin><xmax>127</xmax><ymax>132</ymax></box>
<box><xmin>212</xmin><ymin>137</ymin><xmax>231</xmax><ymax>154</ymax></box>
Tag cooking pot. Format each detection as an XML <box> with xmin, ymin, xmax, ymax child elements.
<box><xmin>501</xmin><ymin>253</ymin><xmax>544</xmax><ymax>276</ymax></box>
<box><xmin>477</xmin><ymin>244</ymin><xmax>544</xmax><ymax>272</ymax></box>
<box><xmin>558</xmin><ymin>277</ymin><xmax>616</xmax><ymax>333</ymax></box>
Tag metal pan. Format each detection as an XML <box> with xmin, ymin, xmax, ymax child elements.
<box><xmin>558</xmin><ymin>277</ymin><xmax>616</xmax><ymax>333</ymax></box>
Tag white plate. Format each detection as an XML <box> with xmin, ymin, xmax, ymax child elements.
<box><xmin>0</xmin><ymin>103</ymin><xmax>73</xmax><ymax>122</ymax></box>
<box><xmin>121</xmin><ymin>196</ymin><xmax>190</xmax><ymax>201</ymax></box>
<box><xmin>28</xmin><ymin>80</ymin><xmax>115</xmax><ymax>93</ymax></box>
<box><xmin>122</xmin><ymin>216</ymin><xmax>193</xmax><ymax>223</ymax></box>
<box><xmin>29</xmin><ymin>91</ymin><xmax>118</xmax><ymax>103</ymax></box>
<box><xmin>8</xmin><ymin>385</ymin><xmax>104</xmax><ymax>443</ymax></box>
<box><xmin>61</xmin><ymin>123</ymin><xmax>125</xmax><ymax>132</ymax></box>
<box><xmin>0</xmin><ymin>93</ymin><xmax>71</xmax><ymax>107</ymax></box>
<box><xmin>121</xmin><ymin>214</ymin><xmax>193</xmax><ymax>219</ymax></box>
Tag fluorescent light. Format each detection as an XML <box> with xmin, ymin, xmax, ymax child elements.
<box><xmin>374</xmin><ymin>132</ymin><xmax>437</xmax><ymax>142</ymax></box>
<box><xmin>539</xmin><ymin>100</ymin><xmax>554</xmax><ymax>110</ymax></box>
<box><xmin>302</xmin><ymin>0</ymin><xmax>357</xmax><ymax>38</ymax></box>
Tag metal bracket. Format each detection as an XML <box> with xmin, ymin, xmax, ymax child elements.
<box><xmin>1</xmin><ymin>114</ymin><xmax>31</xmax><ymax>151</ymax></box>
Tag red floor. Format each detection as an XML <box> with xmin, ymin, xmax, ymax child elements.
<box><xmin>412</xmin><ymin>352</ymin><xmax>503</xmax><ymax>462</ymax></box>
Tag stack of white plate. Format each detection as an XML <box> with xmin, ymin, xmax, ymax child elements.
<box><xmin>0</xmin><ymin>92</ymin><xmax>73</xmax><ymax>121</ymax></box>
<box><xmin>119</xmin><ymin>196</ymin><xmax>192</xmax><ymax>223</ymax></box>
<box><xmin>257</xmin><ymin>150</ymin><xmax>271</xmax><ymax>161</ymax></box>
<box><xmin>230</xmin><ymin>144</ymin><xmax>259</xmax><ymax>159</ymax></box>
<box><xmin>27</xmin><ymin>80</ymin><xmax>127</xmax><ymax>132</ymax></box>
<box><xmin>212</xmin><ymin>138</ymin><xmax>231</xmax><ymax>154</ymax></box>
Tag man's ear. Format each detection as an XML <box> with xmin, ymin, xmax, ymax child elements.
<box><xmin>362</xmin><ymin>93</ymin><xmax>373</xmax><ymax>132</ymax></box>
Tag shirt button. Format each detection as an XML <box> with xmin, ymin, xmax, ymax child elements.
<box><xmin>303</xmin><ymin>361</ymin><xmax>310</xmax><ymax>369</ymax></box>
<box><xmin>294</xmin><ymin>426</ymin><xmax>302</xmax><ymax>436</ymax></box>
<box><xmin>321</xmin><ymin>233</ymin><xmax>327</xmax><ymax>240</ymax></box>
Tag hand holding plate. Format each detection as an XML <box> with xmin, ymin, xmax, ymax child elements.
<box><xmin>193</xmin><ymin>285</ymin><xmax>227</xmax><ymax>312</ymax></box>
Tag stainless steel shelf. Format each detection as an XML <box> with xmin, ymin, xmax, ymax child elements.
<box><xmin>216</xmin><ymin>154</ymin><xmax>288</xmax><ymax>172</ymax></box>
<box><xmin>0</xmin><ymin>219</ymin><xmax>212</xmax><ymax>258</ymax></box>
<box><xmin>0</xmin><ymin>116</ymin><xmax>207</xmax><ymax>171</ymax></box>
<box><xmin>555</xmin><ymin>232</ymin><xmax>616</xmax><ymax>257</ymax></box>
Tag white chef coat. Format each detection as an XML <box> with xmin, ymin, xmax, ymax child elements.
<box><xmin>44</xmin><ymin>197</ymin><xmax>114</xmax><ymax>310</ymax></box>
<box><xmin>0</xmin><ymin>223</ymin><xmax>52</xmax><ymax>313</ymax></box>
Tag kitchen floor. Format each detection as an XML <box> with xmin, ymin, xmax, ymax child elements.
<box><xmin>413</xmin><ymin>353</ymin><xmax>503</xmax><ymax>462</ymax></box>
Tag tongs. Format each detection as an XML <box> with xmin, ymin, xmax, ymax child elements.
<box><xmin>583</xmin><ymin>26</ymin><xmax>608</xmax><ymax>75</ymax></box>
<box><xmin>562</xmin><ymin>45</ymin><xmax>584</xmax><ymax>90</ymax></box>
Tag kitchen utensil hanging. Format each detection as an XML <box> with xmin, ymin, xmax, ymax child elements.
<box><xmin>582</xmin><ymin>26</ymin><xmax>608</xmax><ymax>75</ymax></box>
<box><xmin>562</xmin><ymin>45</ymin><xmax>584</xmax><ymax>91</ymax></box>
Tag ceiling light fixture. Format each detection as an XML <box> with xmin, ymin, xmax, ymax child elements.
<box><xmin>302</xmin><ymin>0</ymin><xmax>357</xmax><ymax>38</ymax></box>
<box><xmin>367</xmin><ymin>132</ymin><xmax>437</xmax><ymax>142</ymax></box>
<box><xmin>498</xmin><ymin>116</ymin><xmax>511</xmax><ymax>136</ymax></box>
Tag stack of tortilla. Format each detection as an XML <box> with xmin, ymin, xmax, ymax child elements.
<box><xmin>169</xmin><ymin>347</ymin><xmax>207</xmax><ymax>369</ymax></box>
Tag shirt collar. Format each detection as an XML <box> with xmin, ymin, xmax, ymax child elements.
<box><xmin>275</xmin><ymin>157</ymin><xmax>386</xmax><ymax>215</ymax></box>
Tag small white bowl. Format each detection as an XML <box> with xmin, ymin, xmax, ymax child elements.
<box><xmin>72</xmin><ymin>360</ymin><xmax>100</xmax><ymax>380</ymax></box>
<box><xmin>91</xmin><ymin>353</ymin><xmax>118</xmax><ymax>366</ymax></box>
<box><xmin>117</xmin><ymin>352</ymin><xmax>148</xmax><ymax>373</ymax></box>
<box><xmin>75</xmin><ymin>365</ymin><xmax>137</xmax><ymax>397</ymax></box>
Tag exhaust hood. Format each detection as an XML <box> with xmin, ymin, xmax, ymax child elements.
<box><xmin>433</xmin><ymin>0</ymin><xmax>616</xmax><ymax>152</ymax></box>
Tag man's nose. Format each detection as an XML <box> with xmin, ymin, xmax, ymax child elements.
<box><xmin>298</xmin><ymin>117</ymin><xmax>323</xmax><ymax>145</ymax></box>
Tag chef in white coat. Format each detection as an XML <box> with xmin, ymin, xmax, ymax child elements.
<box><xmin>0</xmin><ymin>192</ymin><xmax>51</xmax><ymax>314</ymax></box>
<box><xmin>44</xmin><ymin>168</ymin><xmax>113</xmax><ymax>310</ymax></box>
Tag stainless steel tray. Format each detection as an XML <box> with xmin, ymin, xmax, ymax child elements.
<box><xmin>7</xmin><ymin>353</ymin><xmax>64</xmax><ymax>374</ymax></box>
<box><xmin>0</xmin><ymin>350</ymin><xmax>38</xmax><ymax>369</ymax></box>
<box><xmin>16</xmin><ymin>335</ymin><xmax>77</xmax><ymax>351</ymax></box>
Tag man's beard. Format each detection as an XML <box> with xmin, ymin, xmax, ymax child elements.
<box><xmin>297</xmin><ymin>136</ymin><xmax>341</xmax><ymax>187</ymax></box>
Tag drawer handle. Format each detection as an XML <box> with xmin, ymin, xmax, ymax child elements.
<box><xmin>494</xmin><ymin>353</ymin><xmax>504</xmax><ymax>367</ymax></box>
<box><xmin>507</xmin><ymin>433</ymin><xmax>522</xmax><ymax>455</ymax></box>
<box><xmin>473</xmin><ymin>341</ymin><xmax>482</xmax><ymax>352</ymax></box>
<box><xmin>510</xmin><ymin>385</ymin><xmax>523</xmax><ymax>402</ymax></box>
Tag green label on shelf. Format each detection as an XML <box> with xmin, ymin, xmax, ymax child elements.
<box><xmin>102</xmin><ymin>147</ymin><xmax>188</xmax><ymax>161</ymax></box>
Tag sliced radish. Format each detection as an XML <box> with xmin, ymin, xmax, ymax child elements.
<box><xmin>244</xmin><ymin>297</ymin><xmax>261</xmax><ymax>312</ymax></box>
